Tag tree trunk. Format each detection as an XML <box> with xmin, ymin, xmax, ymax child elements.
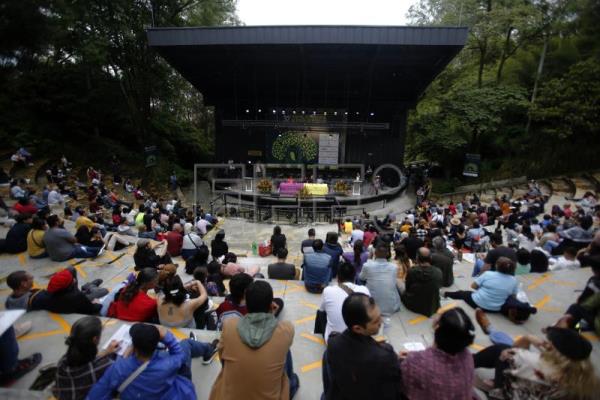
<box><xmin>478</xmin><ymin>39</ymin><xmax>487</xmax><ymax>88</ymax></box>
<box><xmin>497</xmin><ymin>27</ymin><xmax>514</xmax><ymax>83</ymax></box>
<box><xmin>525</xmin><ymin>34</ymin><xmax>548</xmax><ymax>134</ymax></box>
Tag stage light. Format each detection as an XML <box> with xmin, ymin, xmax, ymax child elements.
<box><xmin>272</xmin><ymin>109</ymin><xmax>276</xmax><ymax>114</ymax></box>
<box><xmin>293</xmin><ymin>110</ymin><xmax>296</xmax><ymax>114</ymax></box>
<box><xmin>370</xmin><ymin>112</ymin><xmax>375</xmax><ymax>116</ymax></box>
<box><xmin>282</xmin><ymin>110</ymin><xmax>285</xmax><ymax>115</ymax></box>
<box><xmin>258</xmin><ymin>109</ymin><xmax>262</xmax><ymax>113</ymax></box>
<box><xmin>355</xmin><ymin>112</ymin><xmax>360</xmax><ymax>115</ymax></box>
<box><xmin>312</xmin><ymin>111</ymin><xmax>316</xmax><ymax>115</ymax></box>
<box><xmin>278</xmin><ymin>133</ymin><xmax>282</xmax><ymax>137</ymax></box>
<box><xmin>302</xmin><ymin>111</ymin><xmax>305</xmax><ymax>115</ymax></box>
<box><xmin>344</xmin><ymin>111</ymin><xmax>348</xmax><ymax>115</ymax></box>
<box><xmin>245</xmin><ymin>109</ymin><xmax>250</xmax><ymax>113</ymax></box>
<box><xmin>324</xmin><ymin>112</ymin><xmax>327</xmax><ymax>116</ymax></box>
<box><xmin>334</xmin><ymin>111</ymin><xmax>337</xmax><ymax>116</ymax></box>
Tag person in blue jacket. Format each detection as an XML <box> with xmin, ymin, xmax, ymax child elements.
<box><xmin>87</xmin><ymin>323</ymin><xmax>216</xmax><ymax>400</ymax></box>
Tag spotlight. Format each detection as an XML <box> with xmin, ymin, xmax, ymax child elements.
<box><xmin>293</xmin><ymin>110</ymin><xmax>296</xmax><ymax>114</ymax></box>
<box><xmin>258</xmin><ymin>109</ymin><xmax>262</xmax><ymax>113</ymax></box>
<box><xmin>334</xmin><ymin>111</ymin><xmax>337</xmax><ymax>116</ymax></box>
<box><xmin>344</xmin><ymin>111</ymin><xmax>348</xmax><ymax>115</ymax></box>
<box><xmin>355</xmin><ymin>112</ymin><xmax>360</xmax><ymax>115</ymax></box>
<box><xmin>282</xmin><ymin>110</ymin><xmax>285</xmax><ymax>115</ymax></box>
<box><xmin>245</xmin><ymin>109</ymin><xmax>250</xmax><ymax>113</ymax></box>
<box><xmin>324</xmin><ymin>112</ymin><xmax>327</xmax><ymax>116</ymax></box>
<box><xmin>312</xmin><ymin>111</ymin><xmax>316</xmax><ymax>115</ymax></box>
<box><xmin>302</xmin><ymin>111</ymin><xmax>305</xmax><ymax>115</ymax></box>
<box><xmin>272</xmin><ymin>109</ymin><xmax>276</xmax><ymax>114</ymax></box>
<box><xmin>370</xmin><ymin>112</ymin><xmax>375</xmax><ymax>116</ymax></box>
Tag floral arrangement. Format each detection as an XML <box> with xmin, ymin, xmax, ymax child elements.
<box><xmin>333</xmin><ymin>180</ymin><xmax>350</xmax><ymax>194</ymax></box>
<box><xmin>297</xmin><ymin>186</ymin><xmax>311</xmax><ymax>198</ymax></box>
<box><xmin>257</xmin><ymin>179</ymin><xmax>273</xmax><ymax>194</ymax></box>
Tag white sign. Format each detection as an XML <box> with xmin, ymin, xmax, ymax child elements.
<box><xmin>318</xmin><ymin>133</ymin><xmax>339</xmax><ymax>165</ymax></box>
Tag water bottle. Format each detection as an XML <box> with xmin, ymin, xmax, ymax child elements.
<box><xmin>252</xmin><ymin>241</ymin><xmax>258</xmax><ymax>256</ymax></box>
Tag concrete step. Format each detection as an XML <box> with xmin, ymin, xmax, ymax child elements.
<box><xmin>570</xmin><ymin>176</ymin><xmax>597</xmax><ymax>199</ymax></box>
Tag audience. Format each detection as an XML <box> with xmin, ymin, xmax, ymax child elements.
<box><xmin>268</xmin><ymin>248</ymin><xmax>296</xmax><ymax>280</ymax></box>
<box><xmin>107</xmin><ymin>268</ymin><xmax>159</xmax><ymax>322</ymax></box>
<box><xmin>133</xmin><ymin>239</ymin><xmax>171</xmax><ymax>271</ymax></box>
<box><xmin>181</xmin><ymin>222</ymin><xmax>203</xmax><ymax>260</ymax></box>
<box><xmin>300</xmin><ymin>228</ymin><xmax>315</xmax><ymax>253</ymax></box>
<box><xmin>341</xmin><ymin>240</ymin><xmax>368</xmax><ymax>277</ymax></box>
<box><xmin>210</xmin><ymin>230</ymin><xmax>229</xmax><ymax>260</ymax></box>
<box><xmin>5</xmin><ymin>271</ymin><xmax>36</xmax><ymax>310</ymax></box>
<box><xmin>323</xmin><ymin>232</ymin><xmax>344</xmax><ymax>279</ymax></box>
<box><xmin>216</xmin><ymin>273</ymin><xmax>253</xmax><ymax>325</ymax></box>
<box><xmin>401</xmin><ymin>247</ymin><xmax>443</xmax><ymax>317</ymax></box>
<box><xmin>158</xmin><ymin>275</ymin><xmax>208</xmax><ymax>329</ymax></box>
<box><xmin>430</xmin><ymin>236</ymin><xmax>454</xmax><ymax>287</ymax></box>
<box><xmin>359</xmin><ymin>245</ymin><xmax>401</xmax><ymax>315</ymax></box>
<box><xmin>270</xmin><ymin>225</ymin><xmax>287</xmax><ymax>257</ymax></box>
<box><xmin>26</xmin><ymin>216</ymin><xmax>48</xmax><ymax>258</ymax></box>
<box><xmin>3</xmin><ymin>213</ymin><xmax>32</xmax><ymax>254</ymax></box>
<box><xmin>44</xmin><ymin>215</ymin><xmax>100</xmax><ymax>261</ymax></box>
<box><xmin>0</xmin><ymin>325</ymin><xmax>42</xmax><ymax>386</ymax></box>
<box><xmin>303</xmin><ymin>239</ymin><xmax>332</xmax><ymax>293</ymax></box>
<box><xmin>166</xmin><ymin>223</ymin><xmax>184</xmax><ymax>257</ymax></box>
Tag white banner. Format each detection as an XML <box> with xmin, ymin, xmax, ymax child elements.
<box><xmin>318</xmin><ymin>133</ymin><xmax>339</xmax><ymax>165</ymax></box>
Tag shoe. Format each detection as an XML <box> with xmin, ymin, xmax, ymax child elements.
<box><xmin>189</xmin><ymin>331</ymin><xmax>197</xmax><ymax>341</ymax></box>
<box><xmin>91</xmin><ymin>279</ymin><xmax>103</xmax><ymax>287</ymax></box>
<box><xmin>202</xmin><ymin>339</ymin><xmax>219</xmax><ymax>365</ymax></box>
<box><xmin>475</xmin><ymin>308</ymin><xmax>491</xmax><ymax>335</ymax></box>
<box><xmin>14</xmin><ymin>322</ymin><xmax>32</xmax><ymax>338</ymax></box>
<box><xmin>442</xmin><ymin>291</ymin><xmax>449</xmax><ymax>299</ymax></box>
<box><xmin>96</xmin><ymin>244</ymin><xmax>106</xmax><ymax>258</ymax></box>
<box><xmin>0</xmin><ymin>353</ymin><xmax>42</xmax><ymax>386</ymax></box>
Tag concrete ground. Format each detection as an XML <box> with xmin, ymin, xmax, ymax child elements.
<box><xmin>1</xmin><ymin>218</ymin><xmax>599</xmax><ymax>399</ymax></box>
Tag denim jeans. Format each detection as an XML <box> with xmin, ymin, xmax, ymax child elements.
<box><xmin>0</xmin><ymin>327</ymin><xmax>18</xmax><ymax>375</ymax></box>
<box><xmin>70</xmin><ymin>244</ymin><xmax>100</xmax><ymax>259</ymax></box>
<box><xmin>286</xmin><ymin>350</ymin><xmax>299</xmax><ymax>399</ymax></box>
<box><xmin>178</xmin><ymin>339</ymin><xmax>212</xmax><ymax>380</ymax></box>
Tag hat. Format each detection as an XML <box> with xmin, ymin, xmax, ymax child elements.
<box><xmin>450</xmin><ymin>217</ymin><xmax>462</xmax><ymax>226</ymax></box>
<box><xmin>130</xmin><ymin>323</ymin><xmax>160</xmax><ymax>355</ymax></box>
<box><xmin>47</xmin><ymin>269</ymin><xmax>74</xmax><ymax>293</ymax></box>
<box><xmin>545</xmin><ymin>327</ymin><xmax>592</xmax><ymax>361</ymax></box>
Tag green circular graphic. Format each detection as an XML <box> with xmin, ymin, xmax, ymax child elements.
<box><xmin>271</xmin><ymin>132</ymin><xmax>318</xmax><ymax>162</ymax></box>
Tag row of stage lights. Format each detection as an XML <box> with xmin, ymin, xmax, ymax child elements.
<box><xmin>244</xmin><ymin>109</ymin><xmax>375</xmax><ymax>117</ymax></box>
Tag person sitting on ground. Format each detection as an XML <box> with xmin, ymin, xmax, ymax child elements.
<box><xmin>555</xmin><ymin>215</ymin><xmax>595</xmax><ymax>254</ymax></box>
<box><xmin>270</xmin><ymin>225</ymin><xmax>287</xmax><ymax>257</ymax></box>
<box><xmin>209</xmin><ymin>280</ymin><xmax>296</xmax><ymax>400</ymax></box>
<box><xmin>53</xmin><ymin>316</ymin><xmax>119</xmax><ymax>400</ymax></box>
<box><xmin>89</xmin><ymin>323</ymin><xmax>217</xmax><ymax>400</ymax></box>
<box><xmin>481</xmin><ymin>233</ymin><xmax>517</xmax><ymax>273</ymax></box>
<box><xmin>74</xmin><ymin>208</ymin><xmax>100</xmax><ymax>232</ymax></box>
<box><xmin>323</xmin><ymin>232</ymin><xmax>344</xmax><ymax>279</ymax></box>
<box><xmin>185</xmin><ymin>244</ymin><xmax>210</xmax><ymax>275</ymax></box>
<box><xmin>474</xmin><ymin>311</ymin><xmax>599</xmax><ymax>399</ymax></box>
<box><xmin>29</xmin><ymin>268</ymin><xmax>105</xmax><ymax>315</ymax></box>
<box><xmin>0</xmin><ymin>322</ymin><xmax>42</xmax><ymax>387</ymax></box>
<box><xmin>216</xmin><ymin>272</ymin><xmax>254</xmax><ymax>325</ymax></box>
<box><xmin>165</xmin><ymin>223</ymin><xmax>184</xmax><ymax>257</ymax></box>
<box><xmin>323</xmin><ymin>293</ymin><xmax>402</xmax><ymax>400</ymax></box>
<box><xmin>515</xmin><ymin>248</ymin><xmax>531</xmax><ymax>275</ymax></box>
<box><xmin>195</xmin><ymin>215</ymin><xmax>211</xmax><ymax>237</ymax></box>
<box><xmin>349</xmin><ymin>224</ymin><xmax>364</xmax><ymax>245</ymax></box>
<box><xmin>206</xmin><ymin>260</ymin><xmax>226</xmax><ymax>296</ymax></box>
<box><xmin>13</xmin><ymin>197</ymin><xmax>38</xmax><ymax>216</ymax></box>
<box><xmin>430</xmin><ymin>236</ymin><xmax>454</xmax><ymax>287</ymax></box>
<box><xmin>221</xmin><ymin>252</ymin><xmax>260</xmax><ymax>277</ymax></box>
<box><xmin>158</xmin><ymin>275</ymin><xmax>208</xmax><ymax>329</ymax></box>
<box><xmin>136</xmin><ymin>223</ymin><xmax>156</xmax><ymax>240</ymax></box>
<box><xmin>76</xmin><ymin>225</ymin><xmax>132</xmax><ymax>252</ymax></box>
<box><xmin>342</xmin><ymin>240</ymin><xmax>369</xmax><ymax>277</ymax></box>
<box><xmin>2</xmin><ymin>213</ymin><xmax>32</xmax><ymax>254</ymax></box>
<box><xmin>576</xmin><ymin>231</ymin><xmax>600</xmax><ymax>269</ymax></box>
<box><xmin>181</xmin><ymin>222</ymin><xmax>203</xmax><ymax>260</ymax></box>
<box><xmin>400</xmin><ymin>307</ymin><xmax>476</xmax><ymax>399</ymax></box>
<box><xmin>303</xmin><ymin>239</ymin><xmax>333</xmax><ymax>294</ymax></box>
<box><xmin>44</xmin><ymin>215</ymin><xmax>101</xmax><ymax>261</ymax></box>
<box><xmin>359</xmin><ymin>245</ymin><xmax>401</xmax><ymax>316</ymax></box>
<box><xmin>401</xmin><ymin>247</ymin><xmax>443</xmax><ymax>317</ymax></box>
<box><xmin>133</xmin><ymin>239</ymin><xmax>171</xmax><ymax>271</ymax></box>
<box><xmin>268</xmin><ymin>248</ymin><xmax>296</xmax><ymax>280</ymax></box>
<box><xmin>320</xmin><ymin>262</ymin><xmax>370</xmax><ymax>343</ymax></box>
<box><xmin>5</xmin><ymin>271</ymin><xmax>37</xmax><ymax>310</ymax></box>
<box><xmin>26</xmin><ymin>216</ymin><xmax>47</xmax><ymax>258</ymax></box>
<box><xmin>403</xmin><ymin>227</ymin><xmax>424</xmax><ymax>262</ymax></box>
<box><xmin>211</xmin><ymin>229</ymin><xmax>229</xmax><ymax>260</ymax></box>
<box><xmin>107</xmin><ymin>268</ymin><xmax>159</xmax><ymax>323</ymax></box>
<box><xmin>301</xmin><ymin>228</ymin><xmax>316</xmax><ymax>253</ymax></box>
<box><xmin>550</xmin><ymin>246</ymin><xmax>581</xmax><ymax>271</ymax></box>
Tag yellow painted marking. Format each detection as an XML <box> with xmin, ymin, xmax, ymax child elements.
<box><xmin>68</xmin><ymin>259</ymin><xmax>77</xmax><ymax>266</ymax></box>
<box><xmin>581</xmin><ymin>332</ymin><xmax>599</xmax><ymax>342</ymax></box>
<box><xmin>294</xmin><ymin>315</ymin><xmax>316</xmax><ymax>325</ymax></box>
<box><xmin>528</xmin><ymin>273</ymin><xmax>551</xmax><ymax>290</ymax></box>
<box><xmin>534</xmin><ymin>295</ymin><xmax>551</xmax><ymax>309</ymax></box>
<box><xmin>300</xmin><ymin>360</ymin><xmax>322</xmax><ymax>373</ymax></box>
<box><xmin>300</xmin><ymin>332</ymin><xmax>326</xmax><ymax>345</ymax></box>
<box><xmin>74</xmin><ymin>264</ymin><xmax>87</xmax><ymax>279</ymax></box>
<box><xmin>288</xmin><ymin>282</ymin><xmax>304</xmax><ymax>289</ymax></box>
<box><xmin>103</xmin><ymin>320</ymin><xmax>118</xmax><ymax>326</ymax></box>
<box><xmin>18</xmin><ymin>253</ymin><xmax>26</xmax><ymax>266</ymax></box>
<box><xmin>274</xmin><ymin>287</ymin><xmax>305</xmax><ymax>296</ymax></box>
<box><xmin>18</xmin><ymin>329</ymin><xmax>65</xmax><ymax>341</ymax></box>
<box><xmin>469</xmin><ymin>343</ymin><xmax>484</xmax><ymax>351</ymax></box>
<box><xmin>409</xmin><ymin>316</ymin><xmax>428</xmax><ymax>325</ymax></box>
<box><xmin>409</xmin><ymin>302</ymin><xmax>457</xmax><ymax>325</ymax></box>
<box><xmin>170</xmin><ymin>328</ymin><xmax>187</xmax><ymax>340</ymax></box>
<box><xmin>548</xmin><ymin>280</ymin><xmax>577</xmax><ymax>287</ymax></box>
<box><xmin>540</xmin><ymin>306</ymin><xmax>561</xmax><ymax>313</ymax></box>
<box><xmin>437</xmin><ymin>302</ymin><xmax>458</xmax><ymax>314</ymax></box>
<box><xmin>49</xmin><ymin>312</ymin><xmax>72</xmax><ymax>332</ymax></box>
<box><xmin>32</xmin><ymin>281</ymin><xmax>43</xmax><ymax>290</ymax></box>
<box><xmin>300</xmin><ymin>301</ymin><xmax>320</xmax><ymax>311</ymax></box>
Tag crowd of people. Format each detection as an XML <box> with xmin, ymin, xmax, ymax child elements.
<box><xmin>1</xmin><ymin>167</ymin><xmax>600</xmax><ymax>399</ymax></box>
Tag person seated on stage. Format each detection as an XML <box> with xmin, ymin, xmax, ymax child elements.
<box><xmin>301</xmin><ymin>228</ymin><xmax>316</xmax><ymax>254</ymax></box>
<box><xmin>359</xmin><ymin>245</ymin><xmax>401</xmax><ymax>316</ymax></box>
<box><xmin>221</xmin><ymin>252</ymin><xmax>259</xmax><ymax>277</ymax></box>
<box><xmin>401</xmin><ymin>247</ymin><xmax>443</xmax><ymax>317</ymax></box>
<box><xmin>0</xmin><ymin>324</ymin><xmax>42</xmax><ymax>387</ymax></box>
<box><xmin>133</xmin><ymin>239</ymin><xmax>171</xmax><ymax>271</ymax></box>
<box><xmin>107</xmin><ymin>268</ymin><xmax>159</xmax><ymax>323</ymax></box>
<box><xmin>400</xmin><ymin>308</ymin><xmax>476</xmax><ymax>399</ymax></box>
<box><xmin>88</xmin><ymin>323</ymin><xmax>214</xmax><ymax>400</ymax></box>
<box><xmin>1</xmin><ymin>213</ymin><xmax>32</xmax><ymax>254</ymax></box>
<box><xmin>29</xmin><ymin>268</ymin><xmax>105</xmax><ymax>315</ymax></box>
<box><xmin>270</xmin><ymin>225</ymin><xmax>287</xmax><ymax>257</ymax></box>
<box><xmin>185</xmin><ymin>244</ymin><xmax>210</xmax><ymax>275</ymax></box>
<box><xmin>268</xmin><ymin>248</ymin><xmax>296</xmax><ymax>280</ymax></box>
<box><xmin>211</xmin><ymin>229</ymin><xmax>229</xmax><ymax>260</ymax></box>
<box><xmin>181</xmin><ymin>223</ymin><xmax>203</xmax><ymax>260</ymax></box>
<box><xmin>26</xmin><ymin>216</ymin><xmax>47</xmax><ymax>259</ymax></box>
<box><xmin>165</xmin><ymin>223</ymin><xmax>184</xmax><ymax>257</ymax></box>
<box><xmin>158</xmin><ymin>275</ymin><xmax>208</xmax><ymax>329</ymax></box>
<box><xmin>320</xmin><ymin>262</ymin><xmax>370</xmax><ymax>343</ymax></box>
<box><xmin>53</xmin><ymin>316</ymin><xmax>119</xmax><ymax>400</ymax></box>
<box><xmin>216</xmin><ymin>272</ymin><xmax>254</xmax><ymax>325</ymax></box>
<box><xmin>5</xmin><ymin>271</ymin><xmax>37</xmax><ymax>310</ymax></box>
<box><xmin>303</xmin><ymin>239</ymin><xmax>332</xmax><ymax>294</ymax></box>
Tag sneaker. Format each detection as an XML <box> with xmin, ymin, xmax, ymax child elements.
<box><xmin>189</xmin><ymin>331</ymin><xmax>197</xmax><ymax>341</ymax></box>
<box><xmin>0</xmin><ymin>353</ymin><xmax>42</xmax><ymax>386</ymax></box>
<box><xmin>475</xmin><ymin>308</ymin><xmax>491</xmax><ymax>335</ymax></box>
<box><xmin>90</xmin><ymin>279</ymin><xmax>103</xmax><ymax>287</ymax></box>
<box><xmin>14</xmin><ymin>322</ymin><xmax>32</xmax><ymax>338</ymax></box>
<box><xmin>202</xmin><ymin>339</ymin><xmax>219</xmax><ymax>365</ymax></box>
<box><xmin>96</xmin><ymin>244</ymin><xmax>106</xmax><ymax>258</ymax></box>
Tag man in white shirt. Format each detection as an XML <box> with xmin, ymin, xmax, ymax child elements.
<box><xmin>320</xmin><ymin>262</ymin><xmax>370</xmax><ymax>342</ymax></box>
<box><xmin>195</xmin><ymin>217</ymin><xmax>211</xmax><ymax>236</ymax></box>
<box><xmin>350</xmin><ymin>226</ymin><xmax>364</xmax><ymax>245</ymax></box>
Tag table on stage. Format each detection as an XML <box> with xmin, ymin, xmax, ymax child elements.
<box><xmin>304</xmin><ymin>183</ymin><xmax>329</xmax><ymax>196</ymax></box>
<box><xmin>278</xmin><ymin>182</ymin><xmax>304</xmax><ymax>196</ymax></box>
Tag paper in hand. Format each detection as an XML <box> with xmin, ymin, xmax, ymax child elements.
<box><xmin>103</xmin><ymin>324</ymin><xmax>132</xmax><ymax>356</ymax></box>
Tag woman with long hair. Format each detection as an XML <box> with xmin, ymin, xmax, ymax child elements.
<box><xmin>53</xmin><ymin>316</ymin><xmax>120</xmax><ymax>400</ymax></box>
<box><xmin>393</xmin><ymin>243</ymin><xmax>412</xmax><ymax>281</ymax></box>
<box><xmin>27</xmin><ymin>216</ymin><xmax>48</xmax><ymax>258</ymax></box>
<box><xmin>108</xmin><ymin>268</ymin><xmax>158</xmax><ymax>322</ymax></box>
<box><xmin>323</xmin><ymin>231</ymin><xmax>344</xmax><ymax>279</ymax></box>
<box><xmin>158</xmin><ymin>275</ymin><xmax>208</xmax><ymax>329</ymax></box>
<box><xmin>270</xmin><ymin>225</ymin><xmax>287</xmax><ymax>257</ymax></box>
<box><xmin>342</xmin><ymin>240</ymin><xmax>368</xmax><ymax>276</ymax></box>
<box><xmin>133</xmin><ymin>239</ymin><xmax>171</xmax><ymax>271</ymax></box>
<box><xmin>211</xmin><ymin>230</ymin><xmax>229</xmax><ymax>260</ymax></box>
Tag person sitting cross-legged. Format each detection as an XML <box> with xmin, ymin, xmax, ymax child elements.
<box><xmin>44</xmin><ymin>215</ymin><xmax>101</xmax><ymax>261</ymax></box>
<box><xmin>303</xmin><ymin>239</ymin><xmax>332</xmax><ymax>294</ymax></box>
<box><xmin>359</xmin><ymin>244</ymin><xmax>401</xmax><ymax>316</ymax></box>
<box><xmin>401</xmin><ymin>247</ymin><xmax>443</xmax><ymax>317</ymax></box>
<box><xmin>0</xmin><ymin>325</ymin><xmax>42</xmax><ymax>387</ymax></box>
<box><xmin>268</xmin><ymin>248</ymin><xmax>297</xmax><ymax>280</ymax></box>
<box><xmin>209</xmin><ymin>280</ymin><xmax>296</xmax><ymax>400</ymax></box>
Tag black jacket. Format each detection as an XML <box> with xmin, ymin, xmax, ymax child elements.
<box><xmin>29</xmin><ymin>289</ymin><xmax>101</xmax><ymax>315</ymax></box>
<box><xmin>326</xmin><ymin>330</ymin><xmax>402</xmax><ymax>400</ymax></box>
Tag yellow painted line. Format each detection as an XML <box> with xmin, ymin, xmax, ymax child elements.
<box><xmin>549</xmin><ymin>280</ymin><xmax>577</xmax><ymax>287</ymax></box>
<box><xmin>409</xmin><ymin>316</ymin><xmax>428</xmax><ymax>325</ymax></box>
<box><xmin>32</xmin><ymin>281</ymin><xmax>43</xmax><ymax>290</ymax></box>
<box><xmin>294</xmin><ymin>315</ymin><xmax>316</xmax><ymax>325</ymax></box>
<box><xmin>18</xmin><ymin>253</ymin><xmax>26</xmax><ymax>265</ymax></box>
<box><xmin>540</xmin><ymin>306</ymin><xmax>561</xmax><ymax>313</ymax></box>
<box><xmin>528</xmin><ymin>273</ymin><xmax>551</xmax><ymax>290</ymax></box>
<box><xmin>300</xmin><ymin>360</ymin><xmax>322</xmax><ymax>373</ymax></box>
<box><xmin>274</xmin><ymin>287</ymin><xmax>305</xmax><ymax>297</ymax></box>
<box><xmin>170</xmin><ymin>328</ymin><xmax>187</xmax><ymax>340</ymax></box>
<box><xmin>437</xmin><ymin>302</ymin><xmax>458</xmax><ymax>314</ymax></box>
<box><xmin>18</xmin><ymin>329</ymin><xmax>64</xmax><ymax>341</ymax></box>
<box><xmin>103</xmin><ymin>319</ymin><xmax>118</xmax><ymax>326</ymax></box>
<box><xmin>300</xmin><ymin>332</ymin><xmax>326</xmax><ymax>345</ymax></box>
<box><xmin>534</xmin><ymin>295</ymin><xmax>551</xmax><ymax>309</ymax></box>
<box><xmin>74</xmin><ymin>264</ymin><xmax>87</xmax><ymax>279</ymax></box>
<box><xmin>49</xmin><ymin>312</ymin><xmax>71</xmax><ymax>332</ymax></box>
<box><xmin>581</xmin><ymin>332</ymin><xmax>599</xmax><ymax>342</ymax></box>
<box><xmin>469</xmin><ymin>343</ymin><xmax>484</xmax><ymax>351</ymax></box>
<box><xmin>300</xmin><ymin>301</ymin><xmax>320</xmax><ymax>311</ymax></box>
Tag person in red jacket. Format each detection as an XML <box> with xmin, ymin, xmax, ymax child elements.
<box><xmin>166</xmin><ymin>223</ymin><xmax>184</xmax><ymax>257</ymax></box>
<box><xmin>13</xmin><ymin>198</ymin><xmax>38</xmax><ymax>216</ymax></box>
<box><xmin>108</xmin><ymin>268</ymin><xmax>158</xmax><ymax>323</ymax></box>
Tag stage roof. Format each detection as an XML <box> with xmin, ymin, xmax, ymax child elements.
<box><xmin>147</xmin><ymin>26</ymin><xmax>468</xmax><ymax>113</ymax></box>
